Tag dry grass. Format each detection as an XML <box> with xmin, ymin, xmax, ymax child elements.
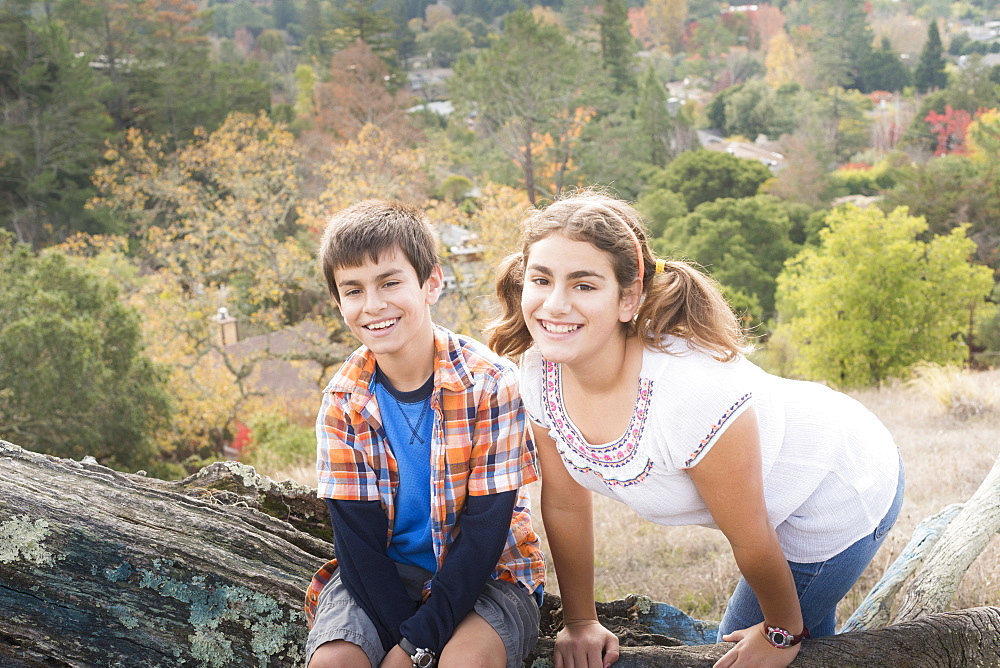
<box><xmin>528</xmin><ymin>367</ymin><xmax>1000</xmax><ymax>624</ymax></box>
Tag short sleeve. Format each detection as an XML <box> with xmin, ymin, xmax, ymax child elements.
<box><xmin>517</xmin><ymin>349</ymin><xmax>549</xmax><ymax>429</ymax></box>
<box><xmin>652</xmin><ymin>352</ymin><xmax>756</xmax><ymax>470</ymax></box>
<box><xmin>315</xmin><ymin>390</ymin><xmax>380</xmax><ymax>500</ymax></box>
<box><xmin>468</xmin><ymin>363</ymin><xmax>539</xmax><ymax>495</ymax></box>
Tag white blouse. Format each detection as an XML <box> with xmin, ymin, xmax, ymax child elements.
<box><xmin>520</xmin><ymin>338</ymin><xmax>900</xmax><ymax>562</ymax></box>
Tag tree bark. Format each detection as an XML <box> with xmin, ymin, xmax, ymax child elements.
<box><xmin>529</xmin><ymin>605</ymin><xmax>1000</xmax><ymax>667</ymax></box>
<box><xmin>0</xmin><ymin>440</ymin><xmax>330</xmax><ymax>667</ymax></box>
<box><xmin>3</xmin><ymin>440</ymin><xmax>999</xmax><ymax>667</ymax></box>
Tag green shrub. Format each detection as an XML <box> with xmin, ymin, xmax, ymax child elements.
<box><xmin>239</xmin><ymin>412</ymin><xmax>315</xmax><ymax>480</ymax></box>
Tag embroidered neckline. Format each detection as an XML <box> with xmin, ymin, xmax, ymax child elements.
<box><xmin>541</xmin><ymin>360</ymin><xmax>654</xmax><ymax>487</ymax></box>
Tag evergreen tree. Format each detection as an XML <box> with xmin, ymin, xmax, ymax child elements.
<box><xmin>450</xmin><ymin>9</ymin><xmax>599</xmax><ymax>204</ymax></box>
<box><xmin>811</xmin><ymin>0</ymin><xmax>873</xmax><ymax>89</ymax></box>
<box><xmin>635</xmin><ymin>66</ymin><xmax>674</xmax><ymax>166</ymax></box>
<box><xmin>661</xmin><ymin>194</ymin><xmax>799</xmax><ymax>316</ymax></box>
<box><xmin>598</xmin><ymin>0</ymin><xmax>636</xmax><ymax>93</ymax></box>
<box><xmin>0</xmin><ymin>6</ymin><xmax>115</xmax><ymax>246</ymax></box>
<box><xmin>857</xmin><ymin>37</ymin><xmax>912</xmax><ymax>93</ymax></box>
<box><xmin>329</xmin><ymin>0</ymin><xmax>399</xmax><ymax>57</ymax></box>
<box><xmin>272</xmin><ymin>0</ymin><xmax>297</xmax><ymax>31</ymax></box>
<box><xmin>915</xmin><ymin>20</ymin><xmax>948</xmax><ymax>94</ymax></box>
<box><xmin>302</xmin><ymin>0</ymin><xmax>324</xmax><ymax>44</ymax></box>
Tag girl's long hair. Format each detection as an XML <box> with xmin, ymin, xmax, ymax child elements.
<box><xmin>486</xmin><ymin>190</ymin><xmax>746</xmax><ymax>361</ymax></box>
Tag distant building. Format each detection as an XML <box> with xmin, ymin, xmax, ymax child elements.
<box><xmin>439</xmin><ymin>224</ymin><xmax>485</xmax><ymax>292</ymax></box>
<box><xmin>698</xmin><ymin>131</ymin><xmax>786</xmax><ymax>172</ymax></box>
<box><xmin>407</xmin><ymin>100</ymin><xmax>454</xmax><ymax>119</ymax></box>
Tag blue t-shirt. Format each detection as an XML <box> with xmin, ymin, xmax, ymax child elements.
<box><xmin>374</xmin><ymin>367</ymin><xmax>436</xmax><ymax>573</ymax></box>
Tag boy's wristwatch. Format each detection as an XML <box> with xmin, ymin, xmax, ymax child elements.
<box><xmin>399</xmin><ymin>637</ymin><xmax>436</xmax><ymax>667</ymax></box>
<box><xmin>764</xmin><ymin>624</ymin><xmax>809</xmax><ymax>648</ymax></box>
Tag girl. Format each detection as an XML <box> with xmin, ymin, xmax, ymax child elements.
<box><xmin>487</xmin><ymin>191</ymin><xmax>903</xmax><ymax>668</ymax></box>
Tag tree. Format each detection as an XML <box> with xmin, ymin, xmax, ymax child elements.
<box><xmin>89</xmin><ymin>112</ymin><xmax>344</xmax><ymax>469</ymax></box>
<box><xmin>272</xmin><ymin>0</ymin><xmax>297</xmax><ymax>31</ymax></box>
<box><xmin>0</xmin><ymin>236</ymin><xmax>171</xmax><ymax>472</ymax></box>
<box><xmin>326</xmin><ymin>0</ymin><xmax>399</xmax><ymax>56</ymax></box>
<box><xmin>684</xmin><ymin>19</ymin><xmax>738</xmax><ymax>86</ymax></box>
<box><xmin>597</xmin><ymin>0</ymin><xmax>637</xmax><ymax>93</ymax></box>
<box><xmin>721</xmin><ymin>78</ymin><xmax>796</xmax><ymax>140</ymax></box>
<box><xmin>449</xmin><ymin>9</ymin><xmax>599</xmax><ymax>204</ymax></box>
<box><xmin>311</xmin><ymin>123</ymin><xmax>430</xmax><ymax>213</ymax></box>
<box><xmin>635</xmin><ymin>66</ymin><xmax>677</xmax><ymax>167</ymax></box>
<box><xmin>657</xmin><ymin>195</ymin><xmax>798</xmax><ymax>318</ymax></box>
<box><xmin>925</xmin><ymin>105</ymin><xmax>976</xmax><ymax>156</ymax></box>
<box><xmin>0</xmin><ymin>7</ymin><xmax>114</xmax><ymax>246</ymax></box>
<box><xmin>764</xmin><ymin>31</ymin><xmax>800</xmax><ymax>88</ymax></box>
<box><xmin>811</xmin><ymin>0</ymin><xmax>874</xmax><ymax>89</ymax></box>
<box><xmin>414</xmin><ymin>19</ymin><xmax>473</xmax><ymax>67</ymax></box>
<box><xmin>915</xmin><ymin>20</ymin><xmax>948</xmax><ymax>94</ymax></box>
<box><xmin>884</xmin><ymin>151</ymin><xmax>1000</xmax><ymax>269</ymax></box>
<box><xmin>53</xmin><ymin>0</ymin><xmax>269</xmax><ymax>142</ymax></box>
<box><xmin>776</xmin><ymin>206</ymin><xmax>994</xmax><ymax>388</ymax></box>
<box><xmin>857</xmin><ymin>37</ymin><xmax>913</xmax><ymax>94</ymax></box>
<box><xmin>643</xmin><ymin>150</ymin><xmax>773</xmax><ymax>211</ymax></box>
<box><xmin>314</xmin><ymin>39</ymin><xmax>415</xmax><ymax>142</ymax></box>
<box><xmin>647</xmin><ymin>0</ymin><xmax>687</xmax><ymax>54</ymax></box>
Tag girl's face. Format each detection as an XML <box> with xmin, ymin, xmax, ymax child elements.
<box><xmin>521</xmin><ymin>233</ymin><xmax>639</xmax><ymax>366</ymax></box>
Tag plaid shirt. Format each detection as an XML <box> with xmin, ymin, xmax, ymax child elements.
<box><xmin>304</xmin><ymin>325</ymin><xmax>544</xmax><ymax>624</ymax></box>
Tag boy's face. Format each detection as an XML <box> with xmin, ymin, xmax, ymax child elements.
<box><xmin>334</xmin><ymin>246</ymin><xmax>443</xmax><ymax>362</ymax></box>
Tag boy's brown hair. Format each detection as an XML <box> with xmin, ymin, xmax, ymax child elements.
<box><xmin>318</xmin><ymin>200</ymin><xmax>439</xmax><ymax>302</ymax></box>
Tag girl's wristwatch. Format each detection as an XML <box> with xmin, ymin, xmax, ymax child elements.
<box><xmin>764</xmin><ymin>624</ymin><xmax>809</xmax><ymax>648</ymax></box>
<box><xmin>399</xmin><ymin>637</ymin><xmax>437</xmax><ymax>667</ymax></box>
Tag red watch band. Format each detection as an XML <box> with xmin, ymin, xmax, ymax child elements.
<box><xmin>764</xmin><ymin>624</ymin><xmax>809</xmax><ymax>648</ymax></box>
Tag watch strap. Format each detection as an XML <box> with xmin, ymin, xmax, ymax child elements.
<box><xmin>398</xmin><ymin>637</ymin><xmax>436</xmax><ymax>667</ymax></box>
<box><xmin>764</xmin><ymin>624</ymin><xmax>809</xmax><ymax>648</ymax></box>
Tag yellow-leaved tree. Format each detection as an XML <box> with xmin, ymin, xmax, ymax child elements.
<box><xmin>88</xmin><ymin>112</ymin><xmax>347</xmax><ymax>472</ymax></box>
<box><xmin>429</xmin><ymin>184</ymin><xmax>531</xmax><ymax>338</ymax></box>
<box><xmin>308</xmin><ymin>123</ymin><xmax>432</xmax><ymax>220</ymax></box>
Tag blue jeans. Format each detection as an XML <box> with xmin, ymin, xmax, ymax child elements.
<box><xmin>718</xmin><ymin>462</ymin><xmax>905</xmax><ymax>639</ymax></box>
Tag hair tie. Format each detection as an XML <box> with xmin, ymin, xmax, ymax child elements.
<box><xmin>654</xmin><ymin>258</ymin><xmax>666</xmax><ymax>274</ymax></box>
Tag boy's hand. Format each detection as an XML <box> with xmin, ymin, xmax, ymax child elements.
<box><xmin>380</xmin><ymin>644</ymin><xmax>417</xmax><ymax>668</ymax></box>
<box><xmin>554</xmin><ymin>619</ymin><xmax>619</xmax><ymax>668</ymax></box>
<box><xmin>715</xmin><ymin>623</ymin><xmax>800</xmax><ymax>668</ymax></box>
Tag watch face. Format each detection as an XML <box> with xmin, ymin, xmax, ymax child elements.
<box><xmin>768</xmin><ymin>630</ymin><xmax>790</xmax><ymax>648</ymax></box>
<box><xmin>414</xmin><ymin>653</ymin><xmax>434</xmax><ymax>668</ymax></box>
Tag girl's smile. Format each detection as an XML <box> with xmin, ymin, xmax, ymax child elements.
<box><xmin>521</xmin><ymin>234</ymin><xmax>638</xmax><ymax>366</ymax></box>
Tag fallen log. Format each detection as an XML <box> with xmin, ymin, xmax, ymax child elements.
<box><xmin>2</xmin><ymin>441</ymin><xmax>998</xmax><ymax>667</ymax></box>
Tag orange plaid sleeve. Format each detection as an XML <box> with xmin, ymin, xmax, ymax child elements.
<box><xmin>467</xmin><ymin>360</ymin><xmax>538</xmax><ymax>496</ymax></box>
<box><xmin>316</xmin><ymin>389</ymin><xmax>380</xmax><ymax>501</ymax></box>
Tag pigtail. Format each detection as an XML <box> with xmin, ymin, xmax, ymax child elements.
<box><xmin>486</xmin><ymin>252</ymin><xmax>534</xmax><ymax>359</ymax></box>
<box><xmin>637</xmin><ymin>260</ymin><xmax>745</xmax><ymax>362</ymax></box>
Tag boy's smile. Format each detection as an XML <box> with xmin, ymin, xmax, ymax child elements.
<box><xmin>335</xmin><ymin>247</ymin><xmax>443</xmax><ymax>382</ymax></box>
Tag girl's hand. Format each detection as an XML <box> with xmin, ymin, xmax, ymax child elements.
<box><xmin>554</xmin><ymin>619</ymin><xmax>620</xmax><ymax>668</ymax></box>
<box><xmin>714</xmin><ymin>623</ymin><xmax>801</xmax><ymax>668</ymax></box>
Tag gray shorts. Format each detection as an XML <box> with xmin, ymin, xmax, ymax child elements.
<box><xmin>305</xmin><ymin>564</ymin><xmax>540</xmax><ymax>668</ymax></box>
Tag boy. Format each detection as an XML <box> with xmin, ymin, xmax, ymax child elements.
<box><xmin>304</xmin><ymin>200</ymin><xmax>545</xmax><ymax>668</ymax></box>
